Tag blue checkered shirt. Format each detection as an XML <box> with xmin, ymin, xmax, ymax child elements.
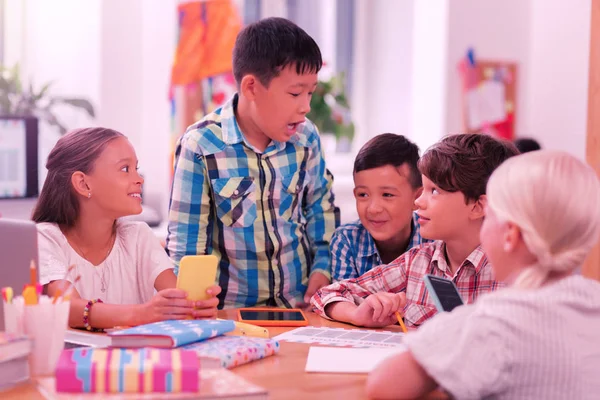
<box><xmin>166</xmin><ymin>94</ymin><xmax>340</xmax><ymax>309</ymax></box>
<box><xmin>330</xmin><ymin>213</ymin><xmax>430</xmax><ymax>281</ymax></box>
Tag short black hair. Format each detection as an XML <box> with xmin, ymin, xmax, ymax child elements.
<box><xmin>514</xmin><ymin>137</ymin><xmax>541</xmax><ymax>153</ymax></box>
<box><xmin>232</xmin><ymin>17</ymin><xmax>323</xmax><ymax>87</ymax></box>
<box><xmin>353</xmin><ymin>133</ymin><xmax>422</xmax><ymax>189</ymax></box>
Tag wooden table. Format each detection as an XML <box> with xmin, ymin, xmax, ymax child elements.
<box><xmin>1</xmin><ymin>310</ymin><xmax>446</xmax><ymax>400</ymax></box>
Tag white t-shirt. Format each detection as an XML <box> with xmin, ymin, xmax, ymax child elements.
<box><xmin>37</xmin><ymin>220</ymin><xmax>173</xmax><ymax>304</ymax></box>
<box><xmin>404</xmin><ymin>275</ymin><xmax>600</xmax><ymax>400</ymax></box>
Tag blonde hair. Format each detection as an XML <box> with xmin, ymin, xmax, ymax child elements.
<box><xmin>487</xmin><ymin>150</ymin><xmax>600</xmax><ymax>288</ymax></box>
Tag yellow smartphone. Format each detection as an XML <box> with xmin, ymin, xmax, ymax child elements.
<box><xmin>176</xmin><ymin>255</ymin><xmax>218</xmax><ymax>302</ymax></box>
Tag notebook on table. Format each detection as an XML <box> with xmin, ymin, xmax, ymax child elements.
<box><xmin>181</xmin><ymin>336</ymin><xmax>280</xmax><ymax>369</ymax></box>
<box><xmin>108</xmin><ymin>319</ymin><xmax>236</xmax><ymax>348</ymax></box>
<box><xmin>305</xmin><ymin>346</ymin><xmax>407</xmax><ymax>374</ymax></box>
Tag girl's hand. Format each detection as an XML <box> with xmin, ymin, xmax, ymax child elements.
<box><xmin>192</xmin><ymin>285</ymin><xmax>221</xmax><ymax>319</ymax></box>
<box><xmin>140</xmin><ymin>288</ymin><xmax>195</xmax><ymax>324</ymax></box>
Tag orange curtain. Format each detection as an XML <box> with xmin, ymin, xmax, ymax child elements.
<box><xmin>169</xmin><ymin>0</ymin><xmax>242</xmax><ymax>175</ymax></box>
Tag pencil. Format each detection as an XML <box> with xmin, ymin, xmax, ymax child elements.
<box><xmin>30</xmin><ymin>260</ymin><xmax>37</xmax><ymax>286</ymax></box>
<box><xmin>395</xmin><ymin>311</ymin><xmax>408</xmax><ymax>333</ymax></box>
<box><xmin>62</xmin><ymin>275</ymin><xmax>81</xmax><ymax>301</ymax></box>
<box><xmin>52</xmin><ymin>289</ymin><xmax>63</xmax><ymax>304</ymax></box>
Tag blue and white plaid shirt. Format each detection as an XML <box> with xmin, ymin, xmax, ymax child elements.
<box><xmin>330</xmin><ymin>213</ymin><xmax>430</xmax><ymax>281</ymax></box>
<box><xmin>166</xmin><ymin>94</ymin><xmax>340</xmax><ymax>309</ymax></box>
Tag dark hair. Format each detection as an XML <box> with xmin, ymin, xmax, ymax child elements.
<box><xmin>353</xmin><ymin>133</ymin><xmax>422</xmax><ymax>188</ymax></box>
<box><xmin>232</xmin><ymin>17</ymin><xmax>323</xmax><ymax>87</ymax></box>
<box><xmin>32</xmin><ymin>127</ymin><xmax>125</xmax><ymax>227</ymax></box>
<box><xmin>514</xmin><ymin>137</ymin><xmax>541</xmax><ymax>153</ymax></box>
<box><xmin>418</xmin><ymin>133</ymin><xmax>519</xmax><ymax>202</ymax></box>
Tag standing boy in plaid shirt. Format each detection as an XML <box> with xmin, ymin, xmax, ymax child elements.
<box><xmin>167</xmin><ymin>18</ymin><xmax>340</xmax><ymax>309</ymax></box>
<box><xmin>311</xmin><ymin>133</ymin><xmax>519</xmax><ymax>328</ymax></box>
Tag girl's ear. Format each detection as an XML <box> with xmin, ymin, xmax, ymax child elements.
<box><xmin>469</xmin><ymin>194</ymin><xmax>487</xmax><ymax>220</ymax></box>
<box><xmin>503</xmin><ymin>222</ymin><xmax>522</xmax><ymax>253</ymax></box>
<box><xmin>71</xmin><ymin>171</ymin><xmax>90</xmax><ymax>198</ymax></box>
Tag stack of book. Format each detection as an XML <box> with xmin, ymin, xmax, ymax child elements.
<box><xmin>51</xmin><ymin>319</ymin><xmax>278</xmax><ymax>398</ymax></box>
<box><xmin>0</xmin><ymin>332</ymin><xmax>32</xmax><ymax>390</ymax></box>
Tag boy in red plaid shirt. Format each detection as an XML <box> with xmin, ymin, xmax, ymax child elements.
<box><xmin>311</xmin><ymin>133</ymin><xmax>519</xmax><ymax>328</ymax></box>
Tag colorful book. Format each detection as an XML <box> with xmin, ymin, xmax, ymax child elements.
<box><xmin>55</xmin><ymin>348</ymin><xmax>199</xmax><ymax>393</ymax></box>
<box><xmin>182</xmin><ymin>336</ymin><xmax>280</xmax><ymax>369</ymax></box>
<box><xmin>108</xmin><ymin>319</ymin><xmax>236</xmax><ymax>348</ymax></box>
<box><xmin>40</xmin><ymin>367</ymin><xmax>268</xmax><ymax>399</ymax></box>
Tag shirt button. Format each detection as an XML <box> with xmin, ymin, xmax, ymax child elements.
<box><xmin>296</xmin><ymin>185</ymin><xmax>300</xmax><ymax>191</ymax></box>
<box><xmin>233</xmin><ymin>189</ymin><xmax>239</xmax><ymax>195</ymax></box>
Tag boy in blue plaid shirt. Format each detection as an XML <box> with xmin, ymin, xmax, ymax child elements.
<box><xmin>166</xmin><ymin>18</ymin><xmax>340</xmax><ymax>308</ymax></box>
<box><xmin>331</xmin><ymin>134</ymin><xmax>430</xmax><ymax>281</ymax></box>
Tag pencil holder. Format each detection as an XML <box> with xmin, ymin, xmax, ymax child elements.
<box><xmin>19</xmin><ymin>296</ymin><xmax>70</xmax><ymax>376</ymax></box>
<box><xmin>3</xmin><ymin>297</ymin><xmax>25</xmax><ymax>334</ymax></box>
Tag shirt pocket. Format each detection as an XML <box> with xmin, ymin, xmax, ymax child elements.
<box><xmin>211</xmin><ymin>177</ymin><xmax>257</xmax><ymax>228</ymax></box>
<box><xmin>279</xmin><ymin>170</ymin><xmax>307</xmax><ymax>223</ymax></box>
<box><xmin>403</xmin><ymin>303</ymin><xmax>438</xmax><ymax>328</ymax></box>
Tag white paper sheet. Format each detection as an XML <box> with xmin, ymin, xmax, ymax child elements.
<box><xmin>273</xmin><ymin>326</ymin><xmax>405</xmax><ymax>348</ymax></box>
<box><xmin>466</xmin><ymin>79</ymin><xmax>506</xmax><ymax>130</ymax></box>
<box><xmin>305</xmin><ymin>346</ymin><xmax>407</xmax><ymax>373</ymax></box>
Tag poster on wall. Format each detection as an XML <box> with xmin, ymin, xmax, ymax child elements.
<box><xmin>458</xmin><ymin>48</ymin><xmax>518</xmax><ymax>141</ymax></box>
<box><xmin>0</xmin><ymin>119</ymin><xmax>28</xmax><ymax>198</ymax></box>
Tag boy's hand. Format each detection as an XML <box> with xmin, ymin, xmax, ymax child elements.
<box><xmin>304</xmin><ymin>272</ymin><xmax>331</xmax><ymax>304</ymax></box>
<box><xmin>192</xmin><ymin>285</ymin><xmax>221</xmax><ymax>319</ymax></box>
<box><xmin>351</xmin><ymin>292</ymin><xmax>407</xmax><ymax>328</ymax></box>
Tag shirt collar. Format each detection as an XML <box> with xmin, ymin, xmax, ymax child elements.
<box><xmin>354</xmin><ymin>222</ymin><xmax>380</xmax><ymax>260</ymax></box>
<box><xmin>431</xmin><ymin>242</ymin><xmax>488</xmax><ymax>276</ymax></box>
<box><xmin>220</xmin><ymin>94</ymin><xmax>244</xmax><ymax>145</ymax></box>
<box><xmin>221</xmin><ymin>93</ymin><xmax>288</xmax><ymax>155</ymax></box>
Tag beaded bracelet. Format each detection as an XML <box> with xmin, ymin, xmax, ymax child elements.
<box><xmin>83</xmin><ymin>298</ymin><xmax>104</xmax><ymax>332</ymax></box>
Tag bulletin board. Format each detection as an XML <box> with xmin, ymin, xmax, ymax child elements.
<box><xmin>458</xmin><ymin>57</ymin><xmax>518</xmax><ymax>141</ymax></box>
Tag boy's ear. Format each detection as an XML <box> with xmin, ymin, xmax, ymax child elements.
<box><xmin>240</xmin><ymin>74</ymin><xmax>259</xmax><ymax>101</ymax></box>
<box><xmin>412</xmin><ymin>187</ymin><xmax>423</xmax><ymax>210</ymax></box>
<box><xmin>469</xmin><ymin>194</ymin><xmax>487</xmax><ymax>220</ymax></box>
<box><xmin>71</xmin><ymin>171</ymin><xmax>91</xmax><ymax>198</ymax></box>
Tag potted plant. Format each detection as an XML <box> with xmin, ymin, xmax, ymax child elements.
<box><xmin>0</xmin><ymin>64</ymin><xmax>95</xmax><ymax>134</ymax></box>
<box><xmin>307</xmin><ymin>71</ymin><xmax>355</xmax><ymax>153</ymax></box>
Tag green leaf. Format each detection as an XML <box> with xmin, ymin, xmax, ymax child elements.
<box><xmin>53</xmin><ymin>97</ymin><xmax>95</xmax><ymax>117</ymax></box>
<box><xmin>34</xmin><ymin>81</ymin><xmax>53</xmax><ymax>101</ymax></box>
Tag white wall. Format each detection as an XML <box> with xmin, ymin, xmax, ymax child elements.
<box><xmin>14</xmin><ymin>0</ymin><xmax>102</xmax><ymax>121</ymax></box>
<box><xmin>139</xmin><ymin>0</ymin><xmax>178</xmax><ymax>215</ymax></box>
<box><xmin>445</xmin><ymin>0</ymin><xmax>532</xmax><ymax>138</ymax></box>
<box><xmin>525</xmin><ymin>0</ymin><xmax>591</xmax><ymax>159</ymax></box>
<box><xmin>351</xmin><ymin>0</ymin><xmax>415</xmax><ymax>152</ymax></box>
<box><xmin>5</xmin><ymin>0</ymin><xmax>177</xmax><ymax>213</ymax></box>
<box><xmin>338</xmin><ymin>0</ymin><xmax>417</xmax><ymax>223</ymax></box>
<box><xmin>410</xmin><ymin>0</ymin><xmax>449</xmax><ymax>153</ymax></box>
<box><xmin>5</xmin><ymin>0</ymin><xmax>102</xmax><ymax>188</ymax></box>
<box><xmin>6</xmin><ymin>0</ymin><xmax>592</xmax><ymax>223</ymax></box>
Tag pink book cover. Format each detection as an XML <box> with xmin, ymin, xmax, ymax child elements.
<box><xmin>55</xmin><ymin>348</ymin><xmax>199</xmax><ymax>393</ymax></box>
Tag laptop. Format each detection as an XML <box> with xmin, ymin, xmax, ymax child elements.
<box><xmin>0</xmin><ymin>218</ymin><xmax>39</xmax><ymax>331</ymax></box>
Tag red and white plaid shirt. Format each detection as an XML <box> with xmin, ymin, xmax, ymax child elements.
<box><xmin>311</xmin><ymin>241</ymin><xmax>502</xmax><ymax>328</ymax></box>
